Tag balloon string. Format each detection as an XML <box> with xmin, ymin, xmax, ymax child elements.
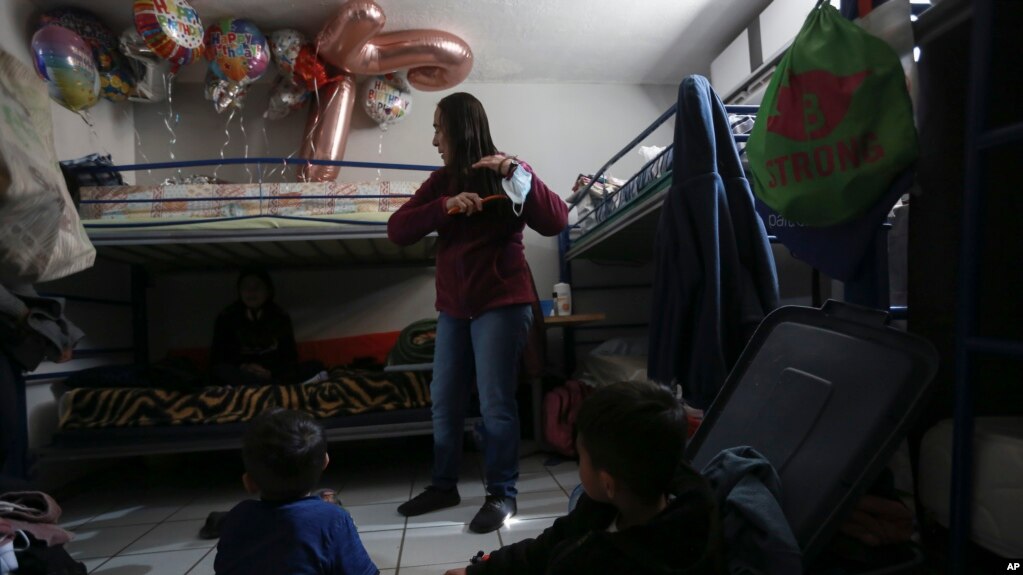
<box><xmin>162</xmin><ymin>72</ymin><xmax>181</xmax><ymax>180</ymax></box>
<box><xmin>214</xmin><ymin>108</ymin><xmax>236</xmax><ymax>181</ymax></box>
<box><xmin>263</xmin><ymin>123</ymin><xmax>299</xmax><ymax>182</ymax></box>
<box><xmin>305</xmin><ymin>79</ymin><xmax>321</xmax><ymax>177</ymax></box>
<box><xmin>77</xmin><ymin>110</ymin><xmax>112</xmax><ymax>161</ymax></box>
<box><xmin>239</xmin><ymin>109</ymin><xmax>252</xmax><ymax>183</ymax></box>
<box><xmin>376</xmin><ymin>131</ymin><xmax>384</xmax><ymax>183</ymax></box>
<box><xmin>123</xmin><ymin>107</ymin><xmax>153</xmax><ymax>181</ymax></box>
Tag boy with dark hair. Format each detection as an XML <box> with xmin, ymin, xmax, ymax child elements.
<box><xmin>446</xmin><ymin>381</ymin><xmax>721</xmax><ymax>575</ymax></box>
<box><xmin>215</xmin><ymin>409</ymin><xmax>378</xmax><ymax>575</ymax></box>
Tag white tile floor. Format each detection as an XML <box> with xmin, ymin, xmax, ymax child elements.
<box><xmin>55</xmin><ymin>439</ymin><xmax>580</xmax><ymax>574</ymax></box>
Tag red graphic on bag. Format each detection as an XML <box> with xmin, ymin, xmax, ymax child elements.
<box><xmin>767</xmin><ymin>69</ymin><xmax>869</xmax><ymax>141</ymax></box>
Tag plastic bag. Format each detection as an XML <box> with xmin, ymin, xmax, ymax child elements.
<box><xmin>0</xmin><ymin>49</ymin><xmax>95</xmax><ymax>283</ymax></box>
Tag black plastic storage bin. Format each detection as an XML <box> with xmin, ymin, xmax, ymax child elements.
<box><xmin>685</xmin><ymin>301</ymin><xmax>939</xmax><ymax>571</ymax></box>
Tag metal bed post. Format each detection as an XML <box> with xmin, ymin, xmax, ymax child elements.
<box><xmin>130</xmin><ymin>264</ymin><xmax>150</xmax><ymax>366</ymax></box>
<box><xmin>950</xmin><ymin>0</ymin><xmax>996</xmax><ymax>570</ymax></box>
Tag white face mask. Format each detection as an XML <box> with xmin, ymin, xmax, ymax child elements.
<box><xmin>502</xmin><ymin>165</ymin><xmax>533</xmax><ymax>217</ymax></box>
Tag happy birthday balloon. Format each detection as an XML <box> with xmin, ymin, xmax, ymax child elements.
<box><xmin>31</xmin><ymin>25</ymin><xmax>100</xmax><ymax>112</ymax></box>
<box><xmin>133</xmin><ymin>0</ymin><xmax>204</xmax><ymax>72</ymax></box>
<box><xmin>205</xmin><ymin>19</ymin><xmax>270</xmax><ymax>85</ymax></box>
<box><xmin>362</xmin><ymin>73</ymin><xmax>412</xmax><ymax>129</ymax></box>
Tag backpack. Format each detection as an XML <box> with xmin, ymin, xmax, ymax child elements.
<box><xmin>746</xmin><ymin>1</ymin><xmax>917</xmax><ymax>227</ymax></box>
<box><xmin>542</xmin><ymin>380</ymin><xmax>592</xmax><ymax>457</ymax></box>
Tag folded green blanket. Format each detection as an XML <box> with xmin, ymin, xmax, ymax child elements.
<box><xmin>387</xmin><ymin>319</ymin><xmax>437</xmax><ymax>366</ymax></box>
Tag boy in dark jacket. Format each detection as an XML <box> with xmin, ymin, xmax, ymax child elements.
<box><xmin>449</xmin><ymin>381</ymin><xmax>721</xmax><ymax>575</ymax></box>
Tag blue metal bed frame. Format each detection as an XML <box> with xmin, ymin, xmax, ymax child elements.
<box><xmin>951</xmin><ymin>0</ymin><xmax>1023</xmax><ymax>571</ymax></box>
<box><xmin>28</xmin><ymin>158</ymin><xmax>438</xmax><ymax>381</ymax></box>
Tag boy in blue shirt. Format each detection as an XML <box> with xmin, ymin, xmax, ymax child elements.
<box><xmin>215</xmin><ymin>408</ymin><xmax>378</xmax><ymax>575</ymax></box>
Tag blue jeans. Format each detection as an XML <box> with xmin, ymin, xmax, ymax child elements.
<box><xmin>431</xmin><ymin>304</ymin><xmax>533</xmax><ymax>499</ymax></box>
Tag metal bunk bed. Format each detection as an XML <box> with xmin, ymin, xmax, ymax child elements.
<box><xmin>948</xmin><ymin>0</ymin><xmax>1023</xmax><ymax>570</ymax></box>
<box><xmin>556</xmin><ymin>103</ymin><xmax>763</xmax><ymax>374</ymax></box>
<box><xmin>31</xmin><ymin>157</ymin><xmax>458</xmax><ymax>463</ymax></box>
<box><xmin>560</xmin><ymin>104</ymin><xmax>758</xmax><ymax>265</ymax></box>
<box><xmin>76</xmin><ymin>157</ymin><xmax>440</xmax><ymax>272</ymax></box>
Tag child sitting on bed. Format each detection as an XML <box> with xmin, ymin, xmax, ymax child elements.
<box><xmin>446</xmin><ymin>381</ymin><xmax>721</xmax><ymax>575</ymax></box>
<box><xmin>210</xmin><ymin>269</ymin><xmax>321</xmax><ymax>386</ymax></box>
<box><xmin>214</xmin><ymin>408</ymin><xmax>378</xmax><ymax>575</ymax></box>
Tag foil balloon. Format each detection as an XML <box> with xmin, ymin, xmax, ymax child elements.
<box><xmin>204</xmin><ymin>67</ymin><xmax>248</xmax><ymax>114</ymax></box>
<box><xmin>205</xmin><ymin>19</ymin><xmax>270</xmax><ymax>85</ymax></box>
<box><xmin>31</xmin><ymin>25</ymin><xmax>100</xmax><ymax>112</ymax></box>
<box><xmin>38</xmin><ymin>8</ymin><xmax>137</xmax><ymax>102</ymax></box>
<box><xmin>133</xmin><ymin>0</ymin><xmax>204</xmax><ymax>72</ymax></box>
<box><xmin>299</xmin><ymin>0</ymin><xmax>473</xmax><ymax>182</ymax></box>
<box><xmin>362</xmin><ymin>73</ymin><xmax>411</xmax><ymax>129</ymax></box>
<box><xmin>265</xmin><ymin>76</ymin><xmax>311</xmax><ymax>120</ymax></box>
<box><xmin>119</xmin><ymin>27</ymin><xmax>171</xmax><ymax>103</ymax></box>
<box><xmin>268</xmin><ymin>29</ymin><xmax>306</xmax><ymax>79</ymax></box>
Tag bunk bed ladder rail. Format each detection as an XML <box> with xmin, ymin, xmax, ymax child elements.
<box><xmin>950</xmin><ymin>0</ymin><xmax>1023</xmax><ymax>571</ymax></box>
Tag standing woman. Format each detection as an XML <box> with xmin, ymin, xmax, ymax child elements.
<box><xmin>388</xmin><ymin>93</ymin><xmax>568</xmax><ymax>533</ymax></box>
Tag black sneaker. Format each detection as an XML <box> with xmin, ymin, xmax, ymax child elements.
<box><xmin>469</xmin><ymin>495</ymin><xmax>516</xmax><ymax>533</ymax></box>
<box><xmin>397</xmin><ymin>486</ymin><xmax>461</xmax><ymax>517</ymax></box>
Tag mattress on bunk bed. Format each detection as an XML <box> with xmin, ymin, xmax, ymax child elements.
<box><xmin>571</xmin><ymin>112</ymin><xmax>755</xmax><ymax>236</ymax></box>
<box><xmin>57</xmin><ymin>367</ymin><xmax>430</xmax><ymax>430</ymax></box>
<box><xmin>82</xmin><ymin>211</ymin><xmax>393</xmax><ymax>231</ymax></box>
<box><xmin>918</xmin><ymin>417</ymin><xmax>1023</xmax><ymax>558</ymax></box>
<box><xmin>80</xmin><ymin>181</ymin><xmax>420</xmax><ymax>220</ymax></box>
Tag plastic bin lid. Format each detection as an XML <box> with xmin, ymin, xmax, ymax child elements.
<box><xmin>685</xmin><ymin>300</ymin><xmax>938</xmax><ymax>564</ymax></box>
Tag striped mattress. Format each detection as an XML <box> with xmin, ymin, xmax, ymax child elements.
<box><xmin>58</xmin><ymin>368</ymin><xmax>430</xmax><ymax>430</ymax></box>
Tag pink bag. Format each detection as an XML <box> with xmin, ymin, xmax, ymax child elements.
<box><xmin>542</xmin><ymin>380</ymin><xmax>591</xmax><ymax>457</ymax></box>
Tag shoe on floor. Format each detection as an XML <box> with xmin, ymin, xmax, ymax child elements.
<box><xmin>199</xmin><ymin>511</ymin><xmax>229</xmax><ymax>539</ymax></box>
<box><xmin>397</xmin><ymin>486</ymin><xmax>460</xmax><ymax>517</ymax></box>
<box><xmin>469</xmin><ymin>495</ymin><xmax>516</xmax><ymax>533</ymax></box>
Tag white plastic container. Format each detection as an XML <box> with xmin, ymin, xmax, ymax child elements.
<box><xmin>554</xmin><ymin>282</ymin><xmax>572</xmax><ymax>316</ymax></box>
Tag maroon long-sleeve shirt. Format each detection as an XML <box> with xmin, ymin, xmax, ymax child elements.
<box><xmin>388</xmin><ymin>163</ymin><xmax>568</xmax><ymax>319</ymax></box>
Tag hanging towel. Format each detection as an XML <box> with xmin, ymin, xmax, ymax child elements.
<box><xmin>648</xmin><ymin>75</ymin><xmax>778</xmax><ymax>410</ymax></box>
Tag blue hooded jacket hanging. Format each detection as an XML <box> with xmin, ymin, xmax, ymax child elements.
<box><xmin>648</xmin><ymin>75</ymin><xmax>779</xmax><ymax>410</ymax></box>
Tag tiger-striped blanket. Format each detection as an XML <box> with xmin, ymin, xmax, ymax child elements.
<box><xmin>58</xmin><ymin>368</ymin><xmax>430</xmax><ymax>429</ymax></box>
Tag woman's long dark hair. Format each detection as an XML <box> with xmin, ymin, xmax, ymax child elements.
<box><xmin>437</xmin><ymin>92</ymin><xmax>502</xmax><ymax>199</ymax></box>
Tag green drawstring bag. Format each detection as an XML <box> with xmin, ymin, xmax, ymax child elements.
<box><xmin>747</xmin><ymin>0</ymin><xmax>917</xmax><ymax>227</ymax></box>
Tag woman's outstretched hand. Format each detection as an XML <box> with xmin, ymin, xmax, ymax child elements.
<box><xmin>445</xmin><ymin>192</ymin><xmax>484</xmax><ymax>215</ymax></box>
<box><xmin>472</xmin><ymin>154</ymin><xmax>510</xmax><ymax>175</ymax></box>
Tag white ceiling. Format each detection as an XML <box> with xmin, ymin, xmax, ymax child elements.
<box><xmin>29</xmin><ymin>0</ymin><xmax>770</xmax><ymax>85</ymax></box>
